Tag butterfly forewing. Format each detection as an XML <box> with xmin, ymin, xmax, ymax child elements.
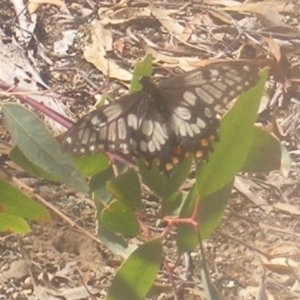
<box><xmin>62</xmin><ymin>61</ymin><xmax>260</xmax><ymax>173</ymax></box>
<box><xmin>158</xmin><ymin>62</ymin><xmax>259</xmax><ymax>158</ymax></box>
<box><xmin>62</xmin><ymin>92</ymin><xmax>172</xmax><ymax>162</ymax></box>
<box><xmin>62</xmin><ymin>94</ymin><xmax>140</xmax><ymax>156</ymax></box>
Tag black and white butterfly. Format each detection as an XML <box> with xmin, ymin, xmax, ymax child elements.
<box><xmin>62</xmin><ymin>61</ymin><xmax>259</xmax><ymax>173</ymax></box>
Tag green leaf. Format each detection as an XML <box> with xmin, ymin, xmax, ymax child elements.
<box><xmin>241</xmin><ymin>127</ymin><xmax>287</xmax><ymax>173</ymax></box>
<box><xmin>162</xmin><ymin>192</ymin><xmax>185</xmax><ymax>217</ymax></box>
<box><xmin>101</xmin><ymin>200</ymin><xmax>140</xmax><ymax>236</ymax></box>
<box><xmin>10</xmin><ymin>147</ymin><xmax>59</xmax><ymax>182</ymax></box>
<box><xmin>130</xmin><ymin>54</ymin><xmax>153</xmax><ymax>93</ymax></box>
<box><xmin>106</xmin><ymin>237</ymin><xmax>163</xmax><ymax>300</ymax></box>
<box><xmin>138</xmin><ymin>154</ymin><xmax>193</xmax><ymax>199</ymax></box>
<box><xmin>177</xmin><ymin>182</ymin><xmax>233</xmax><ymax>254</ymax></box>
<box><xmin>89</xmin><ymin>167</ymin><xmax>114</xmax><ymax>202</ymax></box>
<box><xmin>0</xmin><ymin>177</ymin><xmax>51</xmax><ymax>222</ymax></box>
<box><xmin>74</xmin><ymin>153</ymin><xmax>110</xmax><ymax>177</ymax></box>
<box><xmin>199</xmin><ymin>251</ymin><xmax>224</xmax><ymax>300</ymax></box>
<box><xmin>196</xmin><ymin>69</ymin><xmax>268</xmax><ymax>197</ymax></box>
<box><xmin>106</xmin><ymin>169</ymin><xmax>141</xmax><ymax>209</ymax></box>
<box><xmin>0</xmin><ymin>213</ymin><xmax>31</xmax><ymax>233</ymax></box>
<box><xmin>95</xmin><ymin>199</ymin><xmax>136</xmax><ymax>258</ymax></box>
<box><xmin>2</xmin><ymin>103</ymin><xmax>89</xmax><ymax>195</ymax></box>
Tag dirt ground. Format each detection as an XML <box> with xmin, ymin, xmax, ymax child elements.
<box><xmin>1</xmin><ymin>1</ymin><xmax>300</xmax><ymax>299</ymax></box>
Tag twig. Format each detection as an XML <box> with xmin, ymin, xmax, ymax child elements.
<box><xmin>12</xmin><ymin>176</ymin><xmax>104</xmax><ymax>247</ymax></box>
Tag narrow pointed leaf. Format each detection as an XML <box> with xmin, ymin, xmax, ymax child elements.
<box><xmin>10</xmin><ymin>147</ymin><xmax>59</xmax><ymax>182</ymax></box>
<box><xmin>2</xmin><ymin>103</ymin><xmax>89</xmax><ymax>195</ymax></box>
<box><xmin>196</xmin><ymin>69</ymin><xmax>267</xmax><ymax>197</ymax></box>
<box><xmin>199</xmin><ymin>252</ymin><xmax>224</xmax><ymax>300</ymax></box>
<box><xmin>0</xmin><ymin>177</ymin><xmax>51</xmax><ymax>221</ymax></box>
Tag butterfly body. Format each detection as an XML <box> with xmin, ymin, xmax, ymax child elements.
<box><xmin>62</xmin><ymin>61</ymin><xmax>259</xmax><ymax>173</ymax></box>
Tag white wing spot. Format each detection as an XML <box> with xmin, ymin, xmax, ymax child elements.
<box><xmin>65</xmin><ymin>137</ymin><xmax>72</xmax><ymax>145</ymax></box>
<box><xmin>209</xmin><ymin>69</ymin><xmax>220</xmax><ymax>76</ymax></box>
<box><xmin>80</xmin><ymin>128</ymin><xmax>91</xmax><ymax>144</ymax></box>
<box><xmin>222</xmin><ymin>97</ymin><xmax>229</xmax><ymax>104</ymax></box>
<box><xmin>196</xmin><ymin>118</ymin><xmax>206</xmax><ymax>129</ymax></box>
<box><xmin>183</xmin><ymin>73</ymin><xmax>207</xmax><ymax>85</ymax></box>
<box><xmin>120</xmin><ymin>143</ymin><xmax>129</xmax><ymax>153</ymax></box>
<box><xmin>127</xmin><ymin>114</ymin><xmax>138</xmax><ymax>129</ymax></box>
<box><xmin>103</xmin><ymin>105</ymin><xmax>122</xmax><ymax>121</ymax></box>
<box><xmin>204</xmin><ymin>107</ymin><xmax>212</xmax><ymax>118</ymax></box>
<box><xmin>227</xmin><ymin>72</ymin><xmax>241</xmax><ymax>82</ymax></box>
<box><xmin>221</xmin><ymin>65</ymin><xmax>231</xmax><ymax>71</ymax></box>
<box><xmin>203</xmin><ymin>84</ymin><xmax>222</xmax><ymax>99</ymax></box>
<box><xmin>108</xmin><ymin>121</ymin><xmax>117</xmax><ymax>142</ymax></box>
<box><xmin>99</xmin><ymin>127</ymin><xmax>107</xmax><ymax>140</ymax></box>
<box><xmin>152</xmin><ymin>135</ymin><xmax>162</xmax><ymax>150</ymax></box>
<box><xmin>236</xmin><ymin>84</ymin><xmax>243</xmax><ymax>91</ymax></box>
<box><xmin>195</xmin><ymin>87</ymin><xmax>214</xmax><ymax>104</ymax></box>
<box><xmin>91</xmin><ymin>115</ymin><xmax>101</xmax><ymax>126</ymax></box>
<box><xmin>191</xmin><ymin>123</ymin><xmax>201</xmax><ymax>134</ymax></box>
<box><xmin>185</xmin><ymin>123</ymin><xmax>194</xmax><ymax>137</ymax></box>
<box><xmin>183</xmin><ymin>91</ymin><xmax>197</xmax><ymax>106</ymax></box>
<box><xmin>229</xmin><ymin>90</ymin><xmax>237</xmax><ymax>97</ymax></box>
<box><xmin>90</xmin><ymin>132</ymin><xmax>97</xmax><ymax>143</ymax></box>
<box><xmin>224</xmin><ymin>79</ymin><xmax>235</xmax><ymax>86</ymax></box>
<box><xmin>214</xmin><ymin>104</ymin><xmax>221</xmax><ymax>112</ymax></box>
<box><xmin>148</xmin><ymin>141</ymin><xmax>156</xmax><ymax>153</ymax></box>
<box><xmin>154</xmin><ymin>122</ymin><xmax>168</xmax><ymax>139</ymax></box>
<box><xmin>153</xmin><ymin>127</ymin><xmax>166</xmax><ymax>145</ymax></box>
<box><xmin>179</xmin><ymin>122</ymin><xmax>187</xmax><ymax>136</ymax></box>
<box><xmin>214</xmin><ymin>82</ymin><xmax>228</xmax><ymax>92</ymax></box>
<box><xmin>142</xmin><ymin>120</ymin><xmax>154</xmax><ymax>136</ymax></box>
<box><xmin>117</xmin><ymin>118</ymin><xmax>127</xmax><ymax>140</ymax></box>
<box><xmin>140</xmin><ymin>140</ymin><xmax>148</xmax><ymax>152</ymax></box>
<box><xmin>175</xmin><ymin>106</ymin><xmax>191</xmax><ymax>120</ymax></box>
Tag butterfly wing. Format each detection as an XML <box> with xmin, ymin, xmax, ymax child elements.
<box><xmin>61</xmin><ymin>91</ymin><xmax>173</xmax><ymax>168</ymax></box>
<box><xmin>62</xmin><ymin>61</ymin><xmax>260</xmax><ymax>173</ymax></box>
<box><xmin>158</xmin><ymin>62</ymin><xmax>259</xmax><ymax>159</ymax></box>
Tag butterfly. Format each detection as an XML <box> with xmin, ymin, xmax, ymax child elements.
<box><xmin>62</xmin><ymin>61</ymin><xmax>259</xmax><ymax>173</ymax></box>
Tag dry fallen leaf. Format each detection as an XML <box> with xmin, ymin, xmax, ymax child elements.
<box><xmin>83</xmin><ymin>21</ymin><xmax>132</xmax><ymax>81</ymax></box>
<box><xmin>150</xmin><ymin>4</ymin><xmax>184</xmax><ymax>36</ymax></box>
<box><xmin>273</xmin><ymin>203</ymin><xmax>300</xmax><ymax>215</ymax></box>
<box><xmin>28</xmin><ymin>0</ymin><xmax>64</xmax><ymax>14</ymax></box>
<box><xmin>261</xmin><ymin>256</ymin><xmax>298</xmax><ymax>275</ymax></box>
<box><xmin>1</xmin><ymin>259</ymin><xmax>30</xmax><ymax>280</ymax></box>
<box><xmin>99</xmin><ymin>7</ymin><xmax>151</xmax><ymax>25</ymax></box>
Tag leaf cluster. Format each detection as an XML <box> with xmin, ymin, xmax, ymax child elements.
<box><xmin>0</xmin><ymin>56</ymin><xmax>288</xmax><ymax>299</ymax></box>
